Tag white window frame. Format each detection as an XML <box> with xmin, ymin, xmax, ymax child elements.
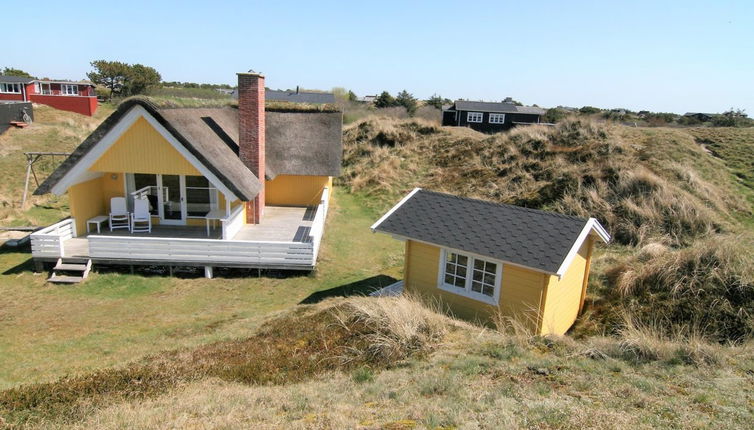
<box><xmin>0</xmin><ymin>83</ymin><xmax>21</xmax><ymax>94</ymax></box>
<box><xmin>38</xmin><ymin>82</ymin><xmax>52</xmax><ymax>95</ymax></box>
<box><xmin>437</xmin><ymin>248</ymin><xmax>503</xmax><ymax>306</ymax></box>
<box><xmin>62</xmin><ymin>84</ymin><xmax>79</xmax><ymax>95</ymax></box>
<box><xmin>467</xmin><ymin>112</ymin><xmax>483</xmax><ymax>123</ymax></box>
<box><xmin>489</xmin><ymin>113</ymin><xmax>506</xmax><ymax>124</ymax></box>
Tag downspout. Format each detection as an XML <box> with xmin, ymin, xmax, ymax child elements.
<box><xmin>21</xmin><ymin>83</ymin><xmax>27</xmax><ymax>102</ymax></box>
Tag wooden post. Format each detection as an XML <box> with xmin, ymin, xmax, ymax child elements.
<box><xmin>20</xmin><ymin>152</ymin><xmax>71</xmax><ymax>209</ymax></box>
<box><xmin>204</xmin><ymin>266</ymin><xmax>213</xmax><ymax>279</ymax></box>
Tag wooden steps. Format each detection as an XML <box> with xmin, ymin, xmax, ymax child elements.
<box><xmin>9</xmin><ymin>121</ymin><xmax>29</xmax><ymax>128</ymax></box>
<box><xmin>48</xmin><ymin>258</ymin><xmax>92</xmax><ymax>284</ymax></box>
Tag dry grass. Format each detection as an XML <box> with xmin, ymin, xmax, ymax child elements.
<box><xmin>0</xmin><ymin>296</ymin><xmax>447</xmax><ymax>427</ymax></box>
<box><xmin>603</xmin><ymin>234</ymin><xmax>754</xmax><ymax>342</ymax></box>
<box><xmin>342</xmin><ymin>117</ymin><xmax>749</xmax><ymax>247</ymax></box>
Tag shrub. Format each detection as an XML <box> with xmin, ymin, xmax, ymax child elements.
<box><xmin>606</xmin><ymin>234</ymin><xmax>754</xmax><ymax>342</ymax></box>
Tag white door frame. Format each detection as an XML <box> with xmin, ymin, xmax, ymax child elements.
<box><xmin>157</xmin><ymin>174</ymin><xmax>186</xmax><ymax>225</ymax></box>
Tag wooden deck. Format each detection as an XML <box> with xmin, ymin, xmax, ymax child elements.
<box><xmin>60</xmin><ymin>206</ymin><xmax>315</xmax><ymax>262</ymax></box>
<box><xmin>31</xmin><ymin>188</ymin><xmax>330</xmax><ymax>274</ymax></box>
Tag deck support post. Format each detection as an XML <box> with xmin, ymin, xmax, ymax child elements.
<box><xmin>204</xmin><ymin>266</ymin><xmax>213</xmax><ymax>279</ymax></box>
<box><xmin>33</xmin><ymin>260</ymin><xmax>44</xmax><ymax>273</ymax></box>
<box><xmin>168</xmin><ymin>265</ymin><xmax>173</xmax><ymax>276</ymax></box>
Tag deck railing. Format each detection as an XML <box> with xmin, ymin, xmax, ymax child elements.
<box><xmin>30</xmin><ymin>218</ymin><xmax>76</xmax><ymax>258</ymax></box>
<box><xmin>88</xmin><ymin>235</ymin><xmax>314</xmax><ymax>267</ymax></box>
<box><xmin>309</xmin><ymin>187</ymin><xmax>330</xmax><ymax>261</ymax></box>
<box><xmin>221</xmin><ymin>204</ymin><xmax>245</xmax><ymax>240</ymax></box>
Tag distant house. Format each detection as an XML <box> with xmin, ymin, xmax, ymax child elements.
<box><xmin>231</xmin><ymin>87</ymin><xmax>336</xmax><ymax>104</ymax></box>
<box><xmin>683</xmin><ymin>112</ymin><xmax>714</xmax><ymax>122</ymax></box>
<box><xmin>442</xmin><ymin>100</ymin><xmax>545</xmax><ymax>133</ymax></box>
<box><xmin>371</xmin><ymin>189</ymin><xmax>610</xmax><ymax>335</ymax></box>
<box><xmin>359</xmin><ymin>95</ymin><xmax>377</xmax><ymax>104</ymax></box>
<box><xmin>0</xmin><ymin>75</ymin><xmax>98</xmax><ymax>116</ymax></box>
<box><xmin>31</xmin><ymin>72</ymin><xmax>342</xmax><ymax>281</ymax></box>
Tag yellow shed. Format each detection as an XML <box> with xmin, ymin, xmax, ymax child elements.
<box><xmin>371</xmin><ymin>188</ymin><xmax>610</xmax><ymax>335</ymax></box>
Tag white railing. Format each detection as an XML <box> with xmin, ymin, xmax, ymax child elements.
<box><xmin>88</xmin><ymin>235</ymin><xmax>314</xmax><ymax>267</ymax></box>
<box><xmin>309</xmin><ymin>187</ymin><xmax>330</xmax><ymax>261</ymax></box>
<box><xmin>30</xmin><ymin>218</ymin><xmax>76</xmax><ymax>258</ymax></box>
<box><xmin>221</xmin><ymin>204</ymin><xmax>245</xmax><ymax>240</ymax></box>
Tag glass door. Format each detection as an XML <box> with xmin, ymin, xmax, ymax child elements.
<box><xmin>159</xmin><ymin>174</ymin><xmax>186</xmax><ymax>225</ymax></box>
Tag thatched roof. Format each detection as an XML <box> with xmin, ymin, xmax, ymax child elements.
<box><xmin>35</xmin><ymin>97</ymin><xmax>342</xmax><ymax>199</ymax></box>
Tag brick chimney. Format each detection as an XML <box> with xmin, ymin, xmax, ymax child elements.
<box><xmin>237</xmin><ymin>71</ymin><xmax>265</xmax><ymax>224</ymax></box>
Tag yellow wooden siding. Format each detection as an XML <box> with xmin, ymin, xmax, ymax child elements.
<box><xmin>89</xmin><ymin>117</ymin><xmax>200</xmax><ymax>175</ymax></box>
<box><xmin>69</xmin><ymin>177</ymin><xmax>105</xmax><ymax>235</ymax></box>
<box><xmin>498</xmin><ymin>265</ymin><xmax>548</xmax><ymax>333</ymax></box>
<box><xmin>404</xmin><ymin>240</ymin><xmax>546</xmax><ymax>328</ymax></box>
<box><xmin>100</xmin><ymin>172</ymin><xmax>124</xmax><ymax>213</ymax></box>
<box><xmin>540</xmin><ymin>239</ymin><xmax>593</xmax><ymax>335</ymax></box>
<box><xmin>265</xmin><ymin>175</ymin><xmax>330</xmax><ymax>206</ymax></box>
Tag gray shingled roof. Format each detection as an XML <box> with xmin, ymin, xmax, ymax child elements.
<box><xmin>0</xmin><ymin>75</ymin><xmax>34</xmax><ymax>84</ymax></box>
<box><xmin>453</xmin><ymin>100</ymin><xmax>546</xmax><ymax>115</ymax></box>
<box><xmin>373</xmin><ymin>189</ymin><xmax>597</xmax><ymax>274</ymax></box>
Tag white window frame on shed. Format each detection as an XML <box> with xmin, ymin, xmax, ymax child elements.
<box><xmin>0</xmin><ymin>83</ymin><xmax>22</xmax><ymax>94</ymax></box>
<box><xmin>489</xmin><ymin>113</ymin><xmax>505</xmax><ymax>124</ymax></box>
<box><xmin>62</xmin><ymin>84</ymin><xmax>79</xmax><ymax>95</ymax></box>
<box><xmin>437</xmin><ymin>248</ymin><xmax>503</xmax><ymax>306</ymax></box>
<box><xmin>466</xmin><ymin>112</ymin><xmax>483</xmax><ymax>123</ymax></box>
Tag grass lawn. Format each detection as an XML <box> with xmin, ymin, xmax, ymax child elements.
<box><xmin>0</xmin><ymin>189</ymin><xmax>403</xmax><ymax>390</ymax></box>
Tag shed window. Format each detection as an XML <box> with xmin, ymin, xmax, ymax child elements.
<box><xmin>489</xmin><ymin>113</ymin><xmax>505</xmax><ymax>124</ymax></box>
<box><xmin>0</xmin><ymin>83</ymin><xmax>21</xmax><ymax>94</ymax></box>
<box><xmin>439</xmin><ymin>249</ymin><xmax>502</xmax><ymax>305</ymax></box>
<box><xmin>62</xmin><ymin>84</ymin><xmax>79</xmax><ymax>95</ymax></box>
<box><xmin>467</xmin><ymin>112</ymin><xmax>483</xmax><ymax>123</ymax></box>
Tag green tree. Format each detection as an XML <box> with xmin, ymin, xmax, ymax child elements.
<box><xmin>579</xmin><ymin>106</ymin><xmax>601</xmax><ymax>114</ymax></box>
<box><xmin>425</xmin><ymin>93</ymin><xmax>449</xmax><ymax>110</ymax></box>
<box><xmin>126</xmin><ymin>64</ymin><xmax>161</xmax><ymax>96</ymax></box>
<box><xmin>347</xmin><ymin>90</ymin><xmax>358</xmax><ymax>102</ymax></box>
<box><xmin>396</xmin><ymin>90</ymin><xmax>418</xmax><ymax>116</ymax></box>
<box><xmin>713</xmin><ymin>108</ymin><xmax>752</xmax><ymax>127</ymax></box>
<box><xmin>2</xmin><ymin>67</ymin><xmax>34</xmax><ymax>78</ymax></box>
<box><xmin>543</xmin><ymin>108</ymin><xmax>566</xmax><ymax>123</ymax></box>
<box><xmin>374</xmin><ymin>91</ymin><xmax>397</xmax><ymax>108</ymax></box>
<box><xmin>87</xmin><ymin>60</ymin><xmax>131</xmax><ymax>101</ymax></box>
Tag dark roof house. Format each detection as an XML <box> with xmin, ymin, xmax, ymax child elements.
<box><xmin>442</xmin><ymin>100</ymin><xmax>545</xmax><ymax>133</ymax></box>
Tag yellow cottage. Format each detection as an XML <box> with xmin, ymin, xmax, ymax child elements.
<box><xmin>32</xmin><ymin>72</ymin><xmax>341</xmax><ymax>281</ymax></box>
<box><xmin>371</xmin><ymin>189</ymin><xmax>610</xmax><ymax>335</ymax></box>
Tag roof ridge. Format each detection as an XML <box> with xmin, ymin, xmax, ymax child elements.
<box><xmin>417</xmin><ymin>189</ymin><xmax>588</xmax><ymax>222</ymax></box>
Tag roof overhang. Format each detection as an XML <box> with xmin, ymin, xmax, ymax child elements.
<box><xmin>554</xmin><ymin>218</ymin><xmax>610</xmax><ymax>278</ymax></box>
<box><xmin>47</xmin><ymin>104</ymin><xmax>240</xmax><ymax>200</ymax></box>
<box><xmin>370</xmin><ymin>187</ymin><xmax>422</xmax><ymax>231</ymax></box>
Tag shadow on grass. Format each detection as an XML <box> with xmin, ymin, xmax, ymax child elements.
<box><xmin>0</xmin><ymin>243</ymin><xmax>35</xmax><ymax>275</ymax></box>
<box><xmin>299</xmin><ymin>274</ymin><xmax>398</xmax><ymax>304</ymax></box>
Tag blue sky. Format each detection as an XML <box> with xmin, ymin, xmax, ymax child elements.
<box><xmin>3</xmin><ymin>0</ymin><xmax>753</xmax><ymax>113</ymax></box>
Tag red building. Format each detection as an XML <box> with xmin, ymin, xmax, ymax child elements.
<box><xmin>0</xmin><ymin>75</ymin><xmax>98</xmax><ymax>116</ymax></box>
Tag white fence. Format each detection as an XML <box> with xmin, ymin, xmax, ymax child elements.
<box><xmin>221</xmin><ymin>204</ymin><xmax>245</xmax><ymax>240</ymax></box>
<box><xmin>30</xmin><ymin>218</ymin><xmax>76</xmax><ymax>258</ymax></box>
<box><xmin>88</xmin><ymin>235</ymin><xmax>315</xmax><ymax>267</ymax></box>
<box><xmin>309</xmin><ymin>187</ymin><xmax>330</xmax><ymax>261</ymax></box>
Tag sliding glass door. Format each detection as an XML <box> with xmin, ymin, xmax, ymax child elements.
<box><xmin>126</xmin><ymin>174</ymin><xmax>217</xmax><ymax>226</ymax></box>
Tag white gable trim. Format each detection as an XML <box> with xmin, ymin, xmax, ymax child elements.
<box><xmin>554</xmin><ymin>218</ymin><xmax>610</xmax><ymax>278</ymax></box>
<box><xmin>50</xmin><ymin>105</ymin><xmax>239</xmax><ymax>200</ymax></box>
<box><xmin>370</xmin><ymin>187</ymin><xmax>422</xmax><ymax>231</ymax></box>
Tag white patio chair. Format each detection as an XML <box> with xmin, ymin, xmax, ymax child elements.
<box><xmin>130</xmin><ymin>198</ymin><xmax>152</xmax><ymax>233</ymax></box>
<box><xmin>109</xmin><ymin>197</ymin><xmax>130</xmax><ymax>231</ymax></box>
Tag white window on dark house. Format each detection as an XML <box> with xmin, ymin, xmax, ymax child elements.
<box><xmin>62</xmin><ymin>84</ymin><xmax>79</xmax><ymax>95</ymax></box>
<box><xmin>0</xmin><ymin>83</ymin><xmax>22</xmax><ymax>93</ymax></box>
<box><xmin>439</xmin><ymin>249</ymin><xmax>502</xmax><ymax>304</ymax></box>
<box><xmin>489</xmin><ymin>113</ymin><xmax>505</xmax><ymax>124</ymax></box>
<box><xmin>467</xmin><ymin>112</ymin><xmax>483</xmax><ymax>123</ymax></box>
<box><xmin>38</xmin><ymin>83</ymin><xmax>52</xmax><ymax>95</ymax></box>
